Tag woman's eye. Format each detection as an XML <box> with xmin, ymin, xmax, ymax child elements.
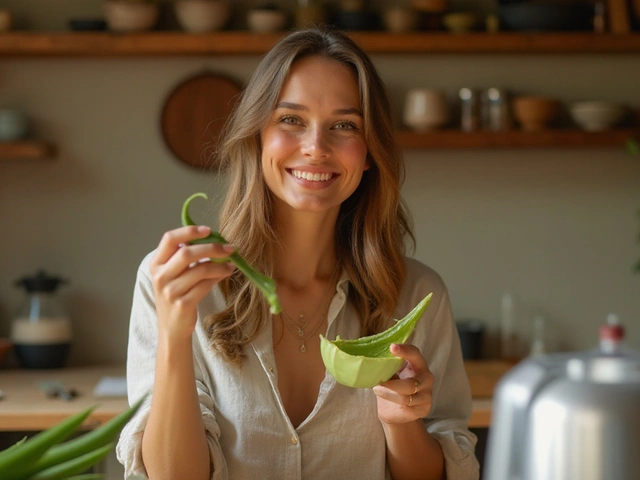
<box><xmin>334</xmin><ymin>121</ymin><xmax>358</xmax><ymax>131</ymax></box>
<box><xmin>278</xmin><ymin>115</ymin><xmax>300</xmax><ymax>125</ymax></box>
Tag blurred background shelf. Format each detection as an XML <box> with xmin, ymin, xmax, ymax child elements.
<box><xmin>0</xmin><ymin>141</ymin><xmax>56</xmax><ymax>159</ymax></box>
<box><xmin>396</xmin><ymin>128</ymin><xmax>639</xmax><ymax>149</ymax></box>
<box><xmin>0</xmin><ymin>32</ymin><xmax>639</xmax><ymax>57</ymax></box>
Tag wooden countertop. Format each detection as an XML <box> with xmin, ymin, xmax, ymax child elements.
<box><xmin>0</xmin><ymin>362</ymin><xmax>511</xmax><ymax>431</ymax></box>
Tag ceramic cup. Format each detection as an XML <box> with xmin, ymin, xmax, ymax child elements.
<box><xmin>403</xmin><ymin>88</ymin><xmax>450</xmax><ymax>131</ymax></box>
<box><xmin>0</xmin><ymin>109</ymin><xmax>29</xmax><ymax>141</ymax></box>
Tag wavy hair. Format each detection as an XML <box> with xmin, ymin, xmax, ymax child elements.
<box><xmin>207</xmin><ymin>27</ymin><xmax>415</xmax><ymax>364</ymax></box>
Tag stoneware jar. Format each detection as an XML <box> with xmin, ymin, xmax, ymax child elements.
<box><xmin>403</xmin><ymin>88</ymin><xmax>450</xmax><ymax>131</ymax></box>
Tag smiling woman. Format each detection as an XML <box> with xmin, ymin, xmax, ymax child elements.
<box><xmin>260</xmin><ymin>55</ymin><xmax>369</xmax><ymax>213</ymax></box>
<box><xmin>116</xmin><ymin>27</ymin><xmax>480</xmax><ymax>480</ymax></box>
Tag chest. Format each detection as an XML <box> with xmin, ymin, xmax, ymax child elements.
<box><xmin>273</xmin><ymin>316</ymin><xmax>328</xmax><ymax>428</ymax></box>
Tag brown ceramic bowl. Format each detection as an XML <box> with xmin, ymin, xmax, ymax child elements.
<box><xmin>513</xmin><ymin>96</ymin><xmax>560</xmax><ymax>131</ymax></box>
<box><xmin>0</xmin><ymin>338</ymin><xmax>13</xmax><ymax>367</ymax></box>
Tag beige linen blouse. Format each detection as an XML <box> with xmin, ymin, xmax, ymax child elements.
<box><xmin>116</xmin><ymin>253</ymin><xmax>480</xmax><ymax>479</ymax></box>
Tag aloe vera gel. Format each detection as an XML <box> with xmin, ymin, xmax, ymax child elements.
<box><xmin>320</xmin><ymin>293</ymin><xmax>433</xmax><ymax>388</ymax></box>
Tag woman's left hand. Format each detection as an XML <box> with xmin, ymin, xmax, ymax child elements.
<box><xmin>372</xmin><ymin>343</ymin><xmax>433</xmax><ymax>424</ymax></box>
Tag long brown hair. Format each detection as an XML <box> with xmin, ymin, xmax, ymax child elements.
<box><xmin>208</xmin><ymin>28</ymin><xmax>415</xmax><ymax>364</ymax></box>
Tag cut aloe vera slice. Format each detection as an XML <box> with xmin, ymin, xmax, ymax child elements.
<box><xmin>320</xmin><ymin>293</ymin><xmax>432</xmax><ymax>388</ymax></box>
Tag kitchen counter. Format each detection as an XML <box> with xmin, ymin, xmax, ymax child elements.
<box><xmin>0</xmin><ymin>362</ymin><xmax>510</xmax><ymax>431</ymax></box>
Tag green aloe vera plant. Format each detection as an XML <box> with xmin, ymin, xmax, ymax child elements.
<box><xmin>0</xmin><ymin>397</ymin><xmax>144</xmax><ymax>480</ymax></box>
<box><xmin>181</xmin><ymin>192</ymin><xmax>282</xmax><ymax>314</ymax></box>
<box><xmin>320</xmin><ymin>293</ymin><xmax>433</xmax><ymax>388</ymax></box>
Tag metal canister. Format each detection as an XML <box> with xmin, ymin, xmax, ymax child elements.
<box><xmin>481</xmin><ymin>88</ymin><xmax>512</xmax><ymax>131</ymax></box>
<box><xmin>458</xmin><ymin>87</ymin><xmax>480</xmax><ymax>132</ymax></box>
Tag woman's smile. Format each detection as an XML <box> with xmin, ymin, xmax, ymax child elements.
<box><xmin>288</xmin><ymin>168</ymin><xmax>339</xmax><ymax>188</ymax></box>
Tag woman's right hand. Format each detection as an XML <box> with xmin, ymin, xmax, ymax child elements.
<box><xmin>149</xmin><ymin>225</ymin><xmax>236</xmax><ymax>343</ymax></box>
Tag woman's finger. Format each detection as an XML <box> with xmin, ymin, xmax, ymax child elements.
<box><xmin>151</xmin><ymin>225</ymin><xmax>214</xmax><ymax>267</ymax></box>
<box><xmin>156</xmin><ymin>242</ymin><xmax>234</xmax><ymax>284</ymax></box>
<box><xmin>156</xmin><ymin>258</ymin><xmax>235</xmax><ymax>303</ymax></box>
<box><xmin>373</xmin><ymin>383</ymin><xmax>432</xmax><ymax>410</ymax></box>
<box><xmin>389</xmin><ymin>343</ymin><xmax>428</xmax><ymax>375</ymax></box>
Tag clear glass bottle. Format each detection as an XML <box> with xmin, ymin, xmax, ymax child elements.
<box><xmin>11</xmin><ymin>270</ymin><xmax>72</xmax><ymax>369</ymax></box>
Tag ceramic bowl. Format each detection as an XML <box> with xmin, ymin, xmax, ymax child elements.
<box><xmin>104</xmin><ymin>0</ymin><xmax>159</xmax><ymax>32</ymax></box>
<box><xmin>442</xmin><ymin>12</ymin><xmax>477</xmax><ymax>34</ymax></box>
<box><xmin>512</xmin><ymin>96</ymin><xmax>560</xmax><ymax>131</ymax></box>
<box><xmin>247</xmin><ymin>8</ymin><xmax>287</xmax><ymax>33</ymax></box>
<box><xmin>570</xmin><ymin>101</ymin><xmax>627</xmax><ymax>131</ymax></box>
<box><xmin>175</xmin><ymin>0</ymin><xmax>230</xmax><ymax>33</ymax></box>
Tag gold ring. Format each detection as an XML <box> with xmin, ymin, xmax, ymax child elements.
<box><xmin>407</xmin><ymin>394</ymin><xmax>413</xmax><ymax>407</ymax></box>
<box><xmin>412</xmin><ymin>378</ymin><xmax>421</xmax><ymax>395</ymax></box>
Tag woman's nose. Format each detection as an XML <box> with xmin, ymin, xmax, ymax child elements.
<box><xmin>300</xmin><ymin>127</ymin><xmax>331</xmax><ymax>159</ymax></box>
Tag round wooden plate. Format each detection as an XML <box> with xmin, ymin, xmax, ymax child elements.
<box><xmin>160</xmin><ymin>72</ymin><xmax>242</xmax><ymax>170</ymax></box>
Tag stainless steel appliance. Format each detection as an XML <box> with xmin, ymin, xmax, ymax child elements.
<box><xmin>484</xmin><ymin>317</ymin><xmax>640</xmax><ymax>480</ymax></box>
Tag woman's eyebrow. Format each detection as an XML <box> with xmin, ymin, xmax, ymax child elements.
<box><xmin>333</xmin><ymin>107</ymin><xmax>363</xmax><ymax>117</ymax></box>
<box><xmin>275</xmin><ymin>102</ymin><xmax>362</xmax><ymax>117</ymax></box>
<box><xmin>275</xmin><ymin>101</ymin><xmax>307</xmax><ymax>111</ymax></box>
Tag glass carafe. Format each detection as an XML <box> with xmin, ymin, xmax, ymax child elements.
<box><xmin>11</xmin><ymin>270</ymin><xmax>72</xmax><ymax>369</ymax></box>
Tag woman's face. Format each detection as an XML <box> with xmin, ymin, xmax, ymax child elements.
<box><xmin>260</xmin><ymin>55</ymin><xmax>369</xmax><ymax>215</ymax></box>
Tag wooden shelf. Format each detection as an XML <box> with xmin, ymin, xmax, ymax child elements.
<box><xmin>396</xmin><ymin>128</ymin><xmax>639</xmax><ymax>149</ymax></box>
<box><xmin>0</xmin><ymin>32</ymin><xmax>640</xmax><ymax>57</ymax></box>
<box><xmin>0</xmin><ymin>141</ymin><xmax>56</xmax><ymax>159</ymax></box>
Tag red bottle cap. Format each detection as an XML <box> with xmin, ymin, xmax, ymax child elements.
<box><xmin>600</xmin><ymin>324</ymin><xmax>624</xmax><ymax>341</ymax></box>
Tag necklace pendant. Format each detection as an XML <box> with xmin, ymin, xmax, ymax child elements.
<box><xmin>298</xmin><ymin>328</ymin><xmax>304</xmax><ymax>336</ymax></box>
<box><xmin>299</xmin><ymin>313</ymin><xmax>305</xmax><ymax>322</ymax></box>
<box><xmin>300</xmin><ymin>343</ymin><xmax>307</xmax><ymax>353</ymax></box>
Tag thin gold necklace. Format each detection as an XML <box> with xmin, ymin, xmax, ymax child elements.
<box><xmin>278</xmin><ymin>264</ymin><xmax>339</xmax><ymax>353</ymax></box>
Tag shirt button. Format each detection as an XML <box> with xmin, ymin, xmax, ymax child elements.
<box><xmin>290</xmin><ymin>437</ymin><xmax>298</xmax><ymax>445</ymax></box>
<box><xmin>268</xmin><ymin>367</ymin><xmax>274</xmax><ymax>373</ymax></box>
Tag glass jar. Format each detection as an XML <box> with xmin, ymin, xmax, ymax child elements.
<box><xmin>11</xmin><ymin>270</ymin><xmax>72</xmax><ymax>369</ymax></box>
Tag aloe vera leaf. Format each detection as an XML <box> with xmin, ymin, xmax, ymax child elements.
<box><xmin>0</xmin><ymin>436</ymin><xmax>28</xmax><ymax>460</ymax></box>
<box><xmin>0</xmin><ymin>406</ymin><xmax>95</xmax><ymax>480</ymax></box>
<box><xmin>25</xmin><ymin>443</ymin><xmax>114</xmax><ymax>480</ymax></box>
<box><xmin>23</xmin><ymin>397</ymin><xmax>145</xmax><ymax>477</ymax></box>
<box><xmin>181</xmin><ymin>192</ymin><xmax>282</xmax><ymax>314</ymax></box>
<box><xmin>330</xmin><ymin>293</ymin><xmax>433</xmax><ymax>357</ymax></box>
<box><xmin>319</xmin><ymin>293</ymin><xmax>433</xmax><ymax>388</ymax></box>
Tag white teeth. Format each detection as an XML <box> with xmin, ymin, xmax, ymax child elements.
<box><xmin>291</xmin><ymin>170</ymin><xmax>332</xmax><ymax>182</ymax></box>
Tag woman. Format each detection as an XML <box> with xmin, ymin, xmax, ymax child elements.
<box><xmin>117</xmin><ymin>28</ymin><xmax>479</xmax><ymax>480</ymax></box>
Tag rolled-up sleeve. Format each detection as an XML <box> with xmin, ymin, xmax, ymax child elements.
<box><xmin>420</xmin><ymin>282</ymin><xmax>480</xmax><ymax>479</ymax></box>
<box><xmin>115</xmin><ymin>254</ymin><xmax>229</xmax><ymax>480</ymax></box>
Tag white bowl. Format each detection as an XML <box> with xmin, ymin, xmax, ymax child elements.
<box><xmin>247</xmin><ymin>9</ymin><xmax>287</xmax><ymax>33</ymax></box>
<box><xmin>104</xmin><ymin>1</ymin><xmax>159</xmax><ymax>32</ymax></box>
<box><xmin>570</xmin><ymin>101</ymin><xmax>627</xmax><ymax>131</ymax></box>
<box><xmin>175</xmin><ymin>0</ymin><xmax>230</xmax><ymax>33</ymax></box>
